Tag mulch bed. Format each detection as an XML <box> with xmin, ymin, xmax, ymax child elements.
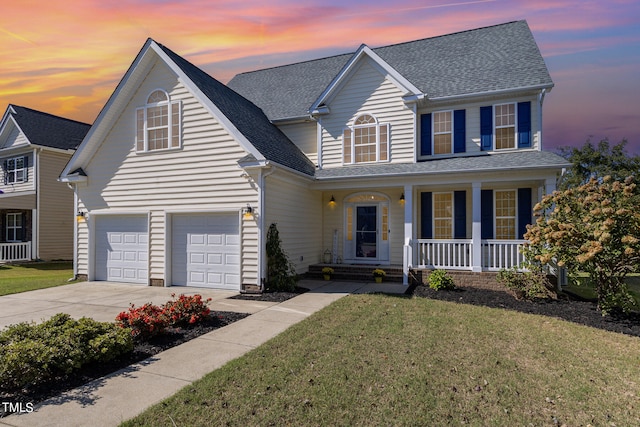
<box><xmin>0</xmin><ymin>311</ymin><xmax>248</xmax><ymax>418</ymax></box>
<box><xmin>408</xmin><ymin>284</ymin><xmax>640</xmax><ymax>338</ymax></box>
<box><xmin>229</xmin><ymin>286</ymin><xmax>309</xmax><ymax>302</ymax></box>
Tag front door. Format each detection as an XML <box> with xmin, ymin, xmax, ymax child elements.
<box><xmin>344</xmin><ymin>193</ymin><xmax>390</xmax><ymax>263</ymax></box>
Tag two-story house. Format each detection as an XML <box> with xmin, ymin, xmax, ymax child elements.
<box><xmin>60</xmin><ymin>20</ymin><xmax>570</xmax><ymax>290</ymax></box>
<box><xmin>0</xmin><ymin>105</ymin><xmax>90</xmax><ymax>262</ymax></box>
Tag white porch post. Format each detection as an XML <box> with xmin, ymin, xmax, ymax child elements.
<box><xmin>545</xmin><ymin>177</ymin><xmax>556</xmax><ymax>196</ymax></box>
<box><xmin>403</xmin><ymin>184</ymin><xmax>413</xmax><ymax>285</ymax></box>
<box><xmin>471</xmin><ymin>182</ymin><xmax>482</xmax><ymax>272</ymax></box>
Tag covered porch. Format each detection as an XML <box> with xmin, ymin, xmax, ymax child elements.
<box><xmin>0</xmin><ymin>208</ymin><xmax>34</xmax><ymax>262</ymax></box>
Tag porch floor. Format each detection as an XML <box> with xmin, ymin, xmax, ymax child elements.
<box><xmin>308</xmin><ymin>263</ymin><xmax>404</xmax><ymax>283</ymax></box>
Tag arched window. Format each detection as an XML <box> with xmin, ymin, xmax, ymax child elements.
<box><xmin>343</xmin><ymin>114</ymin><xmax>389</xmax><ymax>164</ymax></box>
<box><xmin>136</xmin><ymin>89</ymin><xmax>181</xmax><ymax>152</ymax></box>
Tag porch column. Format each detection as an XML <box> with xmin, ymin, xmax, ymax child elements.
<box><xmin>471</xmin><ymin>182</ymin><xmax>482</xmax><ymax>272</ymax></box>
<box><xmin>403</xmin><ymin>184</ymin><xmax>413</xmax><ymax>285</ymax></box>
<box><xmin>31</xmin><ymin>208</ymin><xmax>37</xmax><ymax>260</ymax></box>
<box><xmin>544</xmin><ymin>177</ymin><xmax>556</xmax><ymax>196</ymax></box>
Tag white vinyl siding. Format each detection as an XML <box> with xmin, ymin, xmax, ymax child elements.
<box><xmin>264</xmin><ymin>172</ymin><xmax>322</xmax><ymax>274</ymax></box>
<box><xmin>278</xmin><ymin>122</ymin><xmax>317</xmax><ymax>166</ymax></box>
<box><xmin>76</xmin><ymin>62</ymin><xmax>259</xmax><ymax>285</ymax></box>
<box><xmin>321</xmin><ymin>57</ymin><xmax>414</xmax><ymax>168</ymax></box>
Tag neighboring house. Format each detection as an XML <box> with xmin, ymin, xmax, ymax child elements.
<box><xmin>0</xmin><ymin>105</ymin><xmax>90</xmax><ymax>262</ymax></box>
<box><xmin>60</xmin><ymin>20</ymin><xmax>570</xmax><ymax>290</ymax></box>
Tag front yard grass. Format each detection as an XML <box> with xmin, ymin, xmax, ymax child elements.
<box><xmin>123</xmin><ymin>294</ymin><xmax>640</xmax><ymax>426</ymax></box>
<box><xmin>0</xmin><ymin>262</ymin><xmax>75</xmax><ymax>296</ymax></box>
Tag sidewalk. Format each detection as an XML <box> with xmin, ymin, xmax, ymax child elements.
<box><xmin>0</xmin><ymin>279</ymin><xmax>406</xmax><ymax>427</ymax></box>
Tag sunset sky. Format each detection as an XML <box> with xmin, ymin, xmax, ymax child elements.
<box><xmin>1</xmin><ymin>0</ymin><xmax>638</xmax><ymax>153</ymax></box>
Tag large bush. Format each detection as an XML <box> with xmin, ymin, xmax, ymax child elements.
<box><xmin>0</xmin><ymin>313</ymin><xmax>133</xmax><ymax>391</ymax></box>
<box><xmin>265</xmin><ymin>223</ymin><xmax>297</xmax><ymax>292</ymax></box>
<box><xmin>523</xmin><ymin>176</ymin><xmax>640</xmax><ymax>314</ymax></box>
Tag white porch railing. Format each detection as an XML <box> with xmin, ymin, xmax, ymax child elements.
<box><xmin>416</xmin><ymin>239</ymin><xmax>473</xmax><ymax>270</ymax></box>
<box><xmin>481</xmin><ymin>240</ymin><xmax>527</xmax><ymax>271</ymax></box>
<box><xmin>0</xmin><ymin>242</ymin><xmax>32</xmax><ymax>262</ymax></box>
<box><xmin>415</xmin><ymin>239</ymin><xmax>527</xmax><ymax>271</ymax></box>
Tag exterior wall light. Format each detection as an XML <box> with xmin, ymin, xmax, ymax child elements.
<box><xmin>243</xmin><ymin>204</ymin><xmax>254</xmax><ymax>219</ymax></box>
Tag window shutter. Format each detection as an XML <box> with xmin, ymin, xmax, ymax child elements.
<box><xmin>2</xmin><ymin>160</ymin><xmax>7</xmax><ymax>185</ymax></box>
<box><xmin>453</xmin><ymin>109</ymin><xmax>466</xmax><ymax>153</ymax></box>
<box><xmin>343</xmin><ymin>128</ymin><xmax>352</xmax><ymax>164</ymax></box>
<box><xmin>481</xmin><ymin>189</ymin><xmax>493</xmax><ymax>239</ymax></box>
<box><xmin>20</xmin><ymin>213</ymin><xmax>26</xmax><ymax>242</ymax></box>
<box><xmin>379</xmin><ymin>123</ymin><xmax>389</xmax><ymax>161</ymax></box>
<box><xmin>517</xmin><ymin>101</ymin><xmax>532</xmax><ymax>148</ymax></box>
<box><xmin>420</xmin><ymin>192</ymin><xmax>432</xmax><ymax>239</ymax></box>
<box><xmin>135</xmin><ymin>107</ymin><xmax>145</xmax><ymax>151</ymax></box>
<box><xmin>454</xmin><ymin>190</ymin><xmax>466</xmax><ymax>239</ymax></box>
<box><xmin>420</xmin><ymin>114</ymin><xmax>432</xmax><ymax>156</ymax></box>
<box><xmin>517</xmin><ymin>188</ymin><xmax>532</xmax><ymax>239</ymax></box>
<box><xmin>480</xmin><ymin>106</ymin><xmax>493</xmax><ymax>151</ymax></box>
<box><xmin>23</xmin><ymin>156</ymin><xmax>28</xmax><ymax>182</ymax></box>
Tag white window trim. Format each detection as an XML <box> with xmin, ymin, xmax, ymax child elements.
<box><xmin>4</xmin><ymin>156</ymin><xmax>26</xmax><ymax>184</ymax></box>
<box><xmin>6</xmin><ymin>212</ymin><xmax>22</xmax><ymax>242</ymax></box>
<box><xmin>432</xmin><ymin>110</ymin><xmax>453</xmax><ymax>155</ymax></box>
<box><xmin>432</xmin><ymin>191</ymin><xmax>454</xmax><ymax>240</ymax></box>
<box><xmin>343</xmin><ymin>113</ymin><xmax>390</xmax><ymax>165</ymax></box>
<box><xmin>494</xmin><ymin>189</ymin><xmax>518</xmax><ymax>240</ymax></box>
<box><xmin>493</xmin><ymin>103</ymin><xmax>517</xmax><ymax>151</ymax></box>
<box><xmin>136</xmin><ymin>89</ymin><xmax>182</xmax><ymax>153</ymax></box>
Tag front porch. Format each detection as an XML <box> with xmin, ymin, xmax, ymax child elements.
<box><xmin>415</xmin><ymin>239</ymin><xmax>526</xmax><ymax>271</ymax></box>
<box><xmin>0</xmin><ymin>241</ymin><xmax>32</xmax><ymax>262</ymax></box>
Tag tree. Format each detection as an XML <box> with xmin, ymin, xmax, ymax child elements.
<box><xmin>523</xmin><ymin>176</ymin><xmax>640</xmax><ymax>314</ymax></box>
<box><xmin>557</xmin><ymin>139</ymin><xmax>640</xmax><ymax>190</ymax></box>
<box><xmin>265</xmin><ymin>223</ymin><xmax>297</xmax><ymax>292</ymax></box>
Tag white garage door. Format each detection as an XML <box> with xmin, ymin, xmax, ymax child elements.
<box><xmin>95</xmin><ymin>215</ymin><xmax>148</xmax><ymax>284</ymax></box>
<box><xmin>172</xmin><ymin>213</ymin><xmax>240</xmax><ymax>290</ymax></box>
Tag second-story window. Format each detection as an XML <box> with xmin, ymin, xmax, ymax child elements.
<box><xmin>343</xmin><ymin>114</ymin><xmax>389</xmax><ymax>164</ymax></box>
<box><xmin>495</xmin><ymin>103</ymin><xmax>515</xmax><ymax>150</ymax></box>
<box><xmin>3</xmin><ymin>156</ymin><xmax>27</xmax><ymax>184</ymax></box>
<box><xmin>433</xmin><ymin>111</ymin><xmax>452</xmax><ymax>155</ymax></box>
<box><xmin>136</xmin><ymin>90</ymin><xmax>181</xmax><ymax>152</ymax></box>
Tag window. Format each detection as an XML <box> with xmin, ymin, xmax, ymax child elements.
<box><xmin>136</xmin><ymin>90</ymin><xmax>181</xmax><ymax>152</ymax></box>
<box><xmin>433</xmin><ymin>111</ymin><xmax>452</xmax><ymax>155</ymax></box>
<box><xmin>495</xmin><ymin>103</ymin><xmax>515</xmax><ymax>150</ymax></box>
<box><xmin>495</xmin><ymin>190</ymin><xmax>516</xmax><ymax>239</ymax></box>
<box><xmin>433</xmin><ymin>193</ymin><xmax>453</xmax><ymax>239</ymax></box>
<box><xmin>3</xmin><ymin>156</ymin><xmax>26</xmax><ymax>184</ymax></box>
<box><xmin>6</xmin><ymin>213</ymin><xmax>23</xmax><ymax>242</ymax></box>
<box><xmin>343</xmin><ymin>114</ymin><xmax>389</xmax><ymax>164</ymax></box>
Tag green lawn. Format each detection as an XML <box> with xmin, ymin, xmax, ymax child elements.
<box><xmin>0</xmin><ymin>262</ymin><xmax>75</xmax><ymax>296</ymax></box>
<box><xmin>123</xmin><ymin>294</ymin><xmax>640</xmax><ymax>426</ymax></box>
<box><xmin>565</xmin><ymin>273</ymin><xmax>640</xmax><ymax>305</ymax></box>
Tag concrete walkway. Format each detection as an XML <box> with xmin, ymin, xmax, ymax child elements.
<box><xmin>0</xmin><ymin>279</ymin><xmax>406</xmax><ymax>427</ymax></box>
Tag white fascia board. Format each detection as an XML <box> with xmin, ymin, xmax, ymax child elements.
<box><xmin>150</xmin><ymin>42</ymin><xmax>266</xmax><ymax>163</ymax></box>
<box><xmin>429</xmin><ymin>84</ymin><xmax>554</xmax><ymax>103</ymax></box>
<box><xmin>61</xmin><ymin>39</ymin><xmax>157</xmax><ymax>179</ymax></box>
<box><xmin>309</xmin><ymin>44</ymin><xmax>423</xmax><ymax>114</ymax></box>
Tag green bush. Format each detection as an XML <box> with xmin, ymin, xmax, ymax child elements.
<box><xmin>0</xmin><ymin>313</ymin><xmax>133</xmax><ymax>392</ymax></box>
<box><xmin>265</xmin><ymin>223</ymin><xmax>297</xmax><ymax>292</ymax></box>
<box><xmin>428</xmin><ymin>270</ymin><xmax>456</xmax><ymax>291</ymax></box>
<box><xmin>497</xmin><ymin>267</ymin><xmax>556</xmax><ymax>301</ymax></box>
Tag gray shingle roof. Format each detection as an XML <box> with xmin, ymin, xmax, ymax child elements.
<box><xmin>9</xmin><ymin>105</ymin><xmax>90</xmax><ymax>150</ymax></box>
<box><xmin>228</xmin><ymin>20</ymin><xmax>553</xmax><ymax>121</ymax></box>
<box><xmin>315</xmin><ymin>151</ymin><xmax>570</xmax><ymax>180</ymax></box>
<box><xmin>156</xmin><ymin>42</ymin><xmax>316</xmax><ymax>176</ymax></box>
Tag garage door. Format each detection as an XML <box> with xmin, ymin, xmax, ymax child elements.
<box><xmin>95</xmin><ymin>215</ymin><xmax>148</xmax><ymax>284</ymax></box>
<box><xmin>172</xmin><ymin>213</ymin><xmax>240</xmax><ymax>290</ymax></box>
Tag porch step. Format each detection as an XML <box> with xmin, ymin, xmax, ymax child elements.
<box><xmin>308</xmin><ymin>264</ymin><xmax>403</xmax><ymax>283</ymax></box>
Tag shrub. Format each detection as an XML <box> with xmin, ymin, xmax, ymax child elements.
<box><xmin>115</xmin><ymin>293</ymin><xmax>213</xmax><ymax>338</ymax></box>
<box><xmin>265</xmin><ymin>223</ymin><xmax>297</xmax><ymax>292</ymax></box>
<box><xmin>428</xmin><ymin>270</ymin><xmax>456</xmax><ymax>291</ymax></box>
<box><xmin>497</xmin><ymin>267</ymin><xmax>556</xmax><ymax>301</ymax></box>
<box><xmin>0</xmin><ymin>313</ymin><xmax>133</xmax><ymax>392</ymax></box>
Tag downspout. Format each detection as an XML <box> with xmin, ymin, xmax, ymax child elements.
<box><xmin>33</xmin><ymin>148</ymin><xmax>40</xmax><ymax>260</ymax></box>
<box><xmin>258</xmin><ymin>165</ymin><xmax>275</xmax><ymax>291</ymax></box>
<box><xmin>67</xmin><ymin>182</ymin><xmax>78</xmax><ymax>280</ymax></box>
<box><xmin>538</xmin><ymin>89</ymin><xmax>546</xmax><ymax>150</ymax></box>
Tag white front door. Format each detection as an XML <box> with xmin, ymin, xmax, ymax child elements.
<box><xmin>171</xmin><ymin>213</ymin><xmax>240</xmax><ymax>290</ymax></box>
<box><xmin>344</xmin><ymin>195</ymin><xmax>390</xmax><ymax>263</ymax></box>
<box><xmin>95</xmin><ymin>215</ymin><xmax>148</xmax><ymax>284</ymax></box>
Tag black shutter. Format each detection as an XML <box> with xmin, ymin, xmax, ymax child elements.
<box><xmin>420</xmin><ymin>114</ymin><xmax>432</xmax><ymax>156</ymax></box>
<box><xmin>454</xmin><ymin>191</ymin><xmax>466</xmax><ymax>238</ymax></box>
<box><xmin>2</xmin><ymin>160</ymin><xmax>7</xmax><ymax>185</ymax></box>
<box><xmin>23</xmin><ymin>156</ymin><xmax>28</xmax><ymax>182</ymax></box>
<box><xmin>480</xmin><ymin>106</ymin><xmax>493</xmax><ymax>151</ymax></box>
<box><xmin>481</xmin><ymin>189</ymin><xmax>493</xmax><ymax>239</ymax></box>
<box><xmin>517</xmin><ymin>188</ymin><xmax>532</xmax><ymax>239</ymax></box>
<box><xmin>420</xmin><ymin>192</ymin><xmax>432</xmax><ymax>239</ymax></box>
<box><xmin>517</xmin><ymin>102</ymin><xmax>531</xmax><ymax>148</ymax></box>
<box><xmin>453</xmin><ymin>109</ymin><xmax>466</xmax><ymax>153</ymax></box>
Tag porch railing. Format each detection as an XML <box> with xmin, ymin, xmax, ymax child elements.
<box><xmin>415</xmin><ymin>239</ymin><xmax>473</xmax><ymax>270</ymax></box>
<box><xmin>415</xmin><ymin>239</ymin><xmax>527</xmax><ymax>271</ymax></box>
<box><xmin>0</xmin><ymin>242</ymin><xmax>32</xmax><ymax>262</ymax></box>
